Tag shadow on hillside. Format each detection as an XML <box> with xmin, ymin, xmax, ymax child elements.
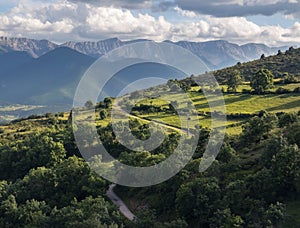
<box><xmin>195</xmin><ymin>94</ymin><xmax>252</xmax><ymax>110</ymax></box>
<box><xmin>223</xmin><ymin>94</ymin><xmax>252</xmax><ymax>106</ymax></box>
<box><xmin>267</xmin><ymin>99</ymin><xmax>300</xmax><ymax>112</ymax></box>
<box><xmin>192</xmin><ymin>96</ymin><xmax>207</xmax><ymax>103</ymax></box>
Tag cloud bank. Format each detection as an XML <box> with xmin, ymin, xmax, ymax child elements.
<box><xmin>0</xmin><ymin>1</ymin><xmax>299</xmax><ymax>46</ymax></box>
<box><xmin>159</xmin><ymin>0</ymin><xmax>300</xmax><ymax>18</ymax></box>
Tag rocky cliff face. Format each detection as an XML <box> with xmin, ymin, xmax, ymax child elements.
<box><xmin>0</xmin><ymin>37</ymin><xmax>58</xmax><ymax>58</ymax></box>
<box><xmin>62</xmin><ymin>38</ymin><xmax>124</xmax><ymax>58</ymax></box>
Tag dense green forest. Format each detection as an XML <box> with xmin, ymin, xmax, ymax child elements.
<box><xmin>0</xmin><ymin>47</ymin><xmax>299</xmax><ymax>227</ymax></box>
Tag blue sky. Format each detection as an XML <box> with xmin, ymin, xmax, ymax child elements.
<box><xmin>0</xmin><ymin>0</ymin><xmax>299</xmax><ymax>46</ymax></box>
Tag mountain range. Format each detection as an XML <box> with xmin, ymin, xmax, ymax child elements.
<box><xmin>1</xmin><ymin>36</ymin><xmax>287</xmax><ymax>69</ymax></box>
<box><xmin>0</xmin><ymin>36</ymin><xmax>288</xmax><ymax>121</ymax></box>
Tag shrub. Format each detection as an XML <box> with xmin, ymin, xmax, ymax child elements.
<box><xmin>293</xmin><ymin>87</ymin><xmax>300</xmax><ymax>93</ymax></box>
<box><xmin>275</xmin><ymin>87</ymin><xmax>290</xmax><ymax>94</ymax></box>
<box><xmin>242</xmin><ymin>89</ymin><xmax>250</xmax><ymax>94</ymax></box>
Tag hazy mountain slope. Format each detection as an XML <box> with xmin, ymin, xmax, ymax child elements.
<box><xmin>0</xmin><ymin>47</ymin><xmax>96</xmax><ymax>104</ymax></box>
<box><xmin>169</xmin><ymin>40</ymin><xmax>284</xmax><ymax>69</ymax></box>
<box><xmin>241</xmin><ymin>43</ymin><xmax>281</xmax><ymax>59</ymax></box>
<box><xmin>64</xmin><ymin>38</ymin><xmax>286</xmax><ymax>69</ymax></box>
<box><xmin>0</xmin><ymin>51</ymin><xmax>33</xmax><ymax>74</ymax></box>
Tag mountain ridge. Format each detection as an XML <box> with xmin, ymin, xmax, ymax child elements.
<box><xmin>0</xmin><ymin>36</ymin><xmax>58</xmax><ymax>58</ymax></box>
<box><xmin>0</xmin><ymin>36</ymin><xmax>288</xmax><ymax>70</ymax></box>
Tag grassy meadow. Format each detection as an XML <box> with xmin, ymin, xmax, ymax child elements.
<box><xmin>111</xmin><ymin>82</ymin><xmax>300</xmax><ymax>135</ymax></box>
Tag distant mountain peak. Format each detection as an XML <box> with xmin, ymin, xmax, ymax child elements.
<box><xmin>0</xmin><ymin>36</ymin><xmax>58</xmax><ymax>58</ymax></box>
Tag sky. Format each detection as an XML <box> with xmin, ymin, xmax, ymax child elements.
<box><xmin>0</xmin><ymin>0</ymin><xmax>299</xmax><ymax>46</ymax></box>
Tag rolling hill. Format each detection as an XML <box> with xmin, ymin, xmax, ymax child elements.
<box><xmin>214</xmin><ymin>47</ymin><xmax>300</xmax><ymax>82</ymax></box>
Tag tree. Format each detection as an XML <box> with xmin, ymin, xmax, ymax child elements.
<box><xmin>259</xmin><ymin>136</ymin><xmax>300</xmax><ymax>197</ymax></box>
<box><xmin>241</xmin><ymin>112</ymin><xmax>277</xmax><ymax>144</ymax></box>
<box><xmin>211</xmin><ymin>208</ymin><xmax>244</xmax><ymax>228</ymax></box>
<box><xmin>176</xmin><ymin>177</ymin><xmax>221</xmax><ymax>226</ymax></box>
<box><xmin>84</xmin><ymin>100</ymin><xmax>94</xmax><ymax>109</ymax></box>
<box><xmin>227</xmin><ymin>70</ymin><xmax>242</xmax><ymax>93</ymax></box>
<box><xmin>17</xmin><ymin>199</ymin><xmax>50</xmax><ymax>227</ymax></box>
<box><xmin>217</xmin><ymin>143</ymin><xmax>237</xmax><ymax>163</ymax></box>
<box><xmin>263</xmin><ymin>202</ymin><xmax>285</xmax><ymax>227</ymax></box>
<box><xmin>278</xmin><ymin>112</ymin><xmax>298</xmax><ymax>128</ymax></box>
<box><xmin>135</xmin><ymin>209</ymin><xmax>157</xmax><ymax>228</ymax></box>
<box><xmin>250</xmin><ymin>69</ymin><xmax>274</xmax><ymax>94</ymax></box>
<box><xmin>49</xmin><ymin>196</ymin><xmax>123</xmax><ymax>227</ymax></box>
<box><xmin>103</xmin><ymin>97</ymin><xmax>113</xmax><ymax>108</ymax></box>
<box><xmin>0</xmin><ymin>131</ymin><xmax>66</xmax><ymax>180</ymax></box>
<box><xmin>287</xmin><ymin>122</ymin><xmax>300</xmax><ymax>147</ymax></box>
<box><xmin>99</xmin><ymin>110</ymin><xmax>107</xmax><ymax>120</ymax></box>
<box><xmin>283</xmin><ymin>72</ymin><xmax>297</xmax><ymax>83</ymax></box>
<box><xmin>270</xmin><ymin>143</ymin><xmax>300</xmax><ymax>194</ymax></box>
<box><xmin>0</xmin><ymin>194</ymin><xmax>18</xmax><ymax>226</ymax></box>
<box><xmin>179</xmin><ymin>81</ymin><xmax>191</xmax><ymax>92</ymax></box>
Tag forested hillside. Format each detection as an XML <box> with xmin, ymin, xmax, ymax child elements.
<box><xmin>214</xmin><ymin>47</ymin><xmax>300</xmax><ymax>82</ymax></box>
<box><xmin>0</xmin><ymin>48</ymin><xmax>299</xmax><ymax>227</ymax></box>
<box><xmin>0</xmin><ymin>103</ymin><xmax>299</xmax><ymax>227</ymax></box>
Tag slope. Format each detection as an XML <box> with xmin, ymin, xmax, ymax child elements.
<box><xmin>0</xmin><ymin>47</ymin><xmax>96</xmax><ymax>105</ymax></box>
<box><xmin>214</xmin><ymin>47</ymin><xmax>300</xmax><ymax>82</ymax></box>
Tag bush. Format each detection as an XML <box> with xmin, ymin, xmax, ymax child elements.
<box><xmin>275</xmin><ymin>87</ymin><xmax>291</xmax><ymax>94</ymax></box>
<box><xmin>227</xmin><ymin>113</ymin><xmax>254</xmax><ymax>119</ymax></box>
<box><xmin>293</xmin><ymin>87</ymin><xmax>300</xmax><ymax>93</ymax></box>
<box><xmin>242</xmin><ymin>89</ymin><xmax>250</xmax><ymax>94</ymax></box>
<box><xmin>45</xmin><ymin>113</ymin><xmax>53</xmax><ymax>118</ymax></box>
<box><xmin>278</xmin><ymin>113</ymin><xmax>298</xmax><ymax>127</ymax></box>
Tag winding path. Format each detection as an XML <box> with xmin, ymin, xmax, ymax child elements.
<box><xmin>106</xmin><ymin>184</ymin><xmax>136</xmax><ymax>221</ymax></box>
<box><xmin>106</xmin><ymin>99</ymin><xmax>190</xmax><ymax>221</ymax></box>
<box><xmin>113</xmin><ymin>98</ymin><xmax>188</xmax><ymax>134</ymax></box>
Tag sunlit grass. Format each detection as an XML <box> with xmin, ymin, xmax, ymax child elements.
<box><xmin>113</xmin><ymin>84</ymin><xmax>300</xmax><ymax>136</ymax></box>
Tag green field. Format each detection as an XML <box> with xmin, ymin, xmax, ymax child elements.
<box><xmin>123</xmin><ymin>85</ymin><xmax>300</xmax><ymax>135</ymax></box>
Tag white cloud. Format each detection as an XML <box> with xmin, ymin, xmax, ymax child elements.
<box><xmin>0</xmin><ymin>1</ymin><xmax>299</xmax><ymax>46</ymax></box>
<box><xmin>174</xmin><ymin>6</ymin><xmax>197</xmax><ymax>18</ymax></box>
